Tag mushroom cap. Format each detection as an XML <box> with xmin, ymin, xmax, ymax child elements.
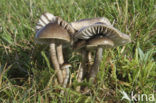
<box><xmin>36</xmin><ymin>12</ymin><xmax>56</xmax><ymax>32</ymax></box>
<box><xmin>87</xmin><ymin>37</ymin><xmax>114</xmax><ymax>49</ymax></box>
<box><xmin>35</xmin><ymin>14</ymin><xmax>75</xmax><ymax>45</ymax></box>
<box><xmin>70</xmin><ymin>17</ymin><xmax>111</xmax><ymax>31</ymax></box>
<box><xmin>56</xmin><ymin>16</ymin><xmax>75</xmax><ymax>34</ymax></box>
<box><xmin>74</xmin><ymin>37</ymin><xmax>114</xmax><ymax>50</ymax></box>
<box><xmin>74</xmin><ymin>23</ymin><xmax>131</xmax><ymax>48</ymax></box>
<box><xmin>35</xmin><ymin>22</ymin><xmax>71</xmax><ymax>45</ymax></box>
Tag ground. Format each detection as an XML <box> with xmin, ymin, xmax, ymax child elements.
<box><xmin>0</xmin><ymin>0</ymin><xmax>155</xmax><ymax>103</ymax></box>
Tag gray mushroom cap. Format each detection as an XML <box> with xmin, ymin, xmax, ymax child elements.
<box><xmin>74</xmin><ymin>23</ymin><xmax>131</xmax><ymax>50</ymax></box>
<box><xmin>36</xmin><ymin>12</ymin><xmax>56</xmax><ymax>32</ymax></box>
<box><xmin>74</xmin><ymin>37</ymin><xmax>114</xmax><ymax>50</ymax></box>
<box><xmin>56</xmin><ymin>16</ymin><xmax>75</xmax><ymax>34</ymax></box>
<box><xmin>35</xmin><ymin>22</ymin><xmax>71</xmax><ymax>45</ymax></box>
<box><xmin>70</xmin><ymin>17</ymin><xmax>112</xmax><ymax>31</ymax></box>
<box><xmin>35</xmin><ymin>17</ymin><xmax>75</xmax><ymax>46</ymax></box>
<box><xmin>87</xmin><ymin>37</ymin><xmax>114</xmax><ymax>49</ymax></box>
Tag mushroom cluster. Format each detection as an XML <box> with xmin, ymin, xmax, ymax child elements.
<box><xmin>35</xmin><ymin>13</ymin><xmax>131</xmax><ymax>93</ymax></box>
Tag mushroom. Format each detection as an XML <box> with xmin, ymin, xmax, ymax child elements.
<box><xmin>73</xmin><ymin>22</ymin><xmax>131</xmax><ymax>90</ymax></box>
<box><xmin>71</xmin><ymin>17</ymin><xmax>112</xmax><ymax>91</ymax></box>
<box><xmin>35</xmin><ymin>13</ymin><xmax>75</xmax><ymax>85</ymax></box>
<box><xmin>71</xmin><ymin>17</ymin><xmax>112</xmax><ymax>66</ymax></box>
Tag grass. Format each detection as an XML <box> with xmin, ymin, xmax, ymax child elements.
<box><xmin>0</xmin><ymin>0</ymin><xmax>156</xmax><ymax>102</ymax></box>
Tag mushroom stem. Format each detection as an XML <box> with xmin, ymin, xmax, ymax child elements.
<box><xmin>76</xmin><ymin>50</ymin><xmax>87</xmax><ymax>91</ymax></box>
<box><xmin>62</xmin><ymin>66</ymin><xmax>70</xmax><ymax>88</ymax></box>
<box><xmin>88</xmin><ymin>51</ymin><xmax>92</xmax><ymax>66</ymax></box>
<box><xmin>60</xmin><ymin>65</ymin><xmax>70</xmax><ymax>95</ymax></box>
<box><xmin>50</xmin><ymin>43</ymin><xmax>63</xmax><ymax>84</ymax></box>
<box><xmin>56</xmin><ymin>44</ymin><xmax>64</xmax><ymax>65</ymax></box>
<box><xmin>56</xmin><ymin>44</ymin><xmax>70</xmax><ymax>87</ymax></box>
<box><xmin>87</xmin><ymin>51</ymin><xmax>93</xmax><ymax>76</ymax></box>
<box><xmin>89</xmin><ymin>47</ymin><xmax>103</xmax><ymax>82</ymax></box>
